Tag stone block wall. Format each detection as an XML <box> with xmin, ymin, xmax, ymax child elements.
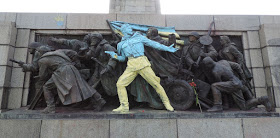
<box><xmin>1</xmin><ymin>117</ymin><xmax>280</xmax><ymax>138</ymax></box>
<box><xmin>0</xmin><ymin>21</ymin><xmax>17</xmax><ymax>112</ymax></box>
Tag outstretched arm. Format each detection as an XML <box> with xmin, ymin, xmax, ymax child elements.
<box><xmin>141</xmin><ymin>35</ymin><xmax>178</xmax><ymax>52</ymax></box>
<box><xmin>105</xmin><ymin>51</ymin><xmax>126</xmax><ymax>62</ymax></box>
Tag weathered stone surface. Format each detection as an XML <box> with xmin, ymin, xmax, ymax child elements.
<box><xmin>267</xmin><ymin>38</ymin><xmax>280</xmax><ymax>46</ymax></box>
<box><xmin>10</xmin><ymin>68</ymin><xmax>25</xmax><ymax>88</ymax></box>
<box><xmin>16</xmin><ymin>13</ymin><xmax>67</xmax><ymax>29</ymax></box>
<box><xmin>262</xmin><ymin>47</ymin><xmax>280</xmax><ymax>67</ymax></box>
<box><xmin>7</xmin><ymin>88</ymin><xmax>23</xmax><ymax>109</ymax></box>
<box><xmin>247</xmin><ymin>31</ymin><xmax>261</xmax><ymax>49</ymax></box>
<box><xmin>255</xmin><ymin>87</ymin><xmax>268</xmax><ymax>97</ymax></box>
<box><xmin>67</xmin><ymin>14</ymin><xmax>116</xmax><ymax>29</ymax></box>
<box><xmin>110</xmin><ymin>119</ymin><xmax>177</xmax><ymax>138</ymax></box>
<box><xmin>0</xmin><ymin>66</ymin><xmax>12</xmax><ymax>87</ymax></box>
<box><xmin>0</xmin><ymin>120</ymin><xmax>41</xmax><ymax>138</ymax></box>
<box><xmin>0</xmin><ymin>88</ymin><xmax>8</xmax><ymax>109</ymax></box>
<box><xmin>178</xmin><ymin>118</ymin><xmax>243</xmax><ymax>138</ymax></box>
<box><xmin>242</xmin><ymin>32</ymin><xmax>249</xmax><ymax>50</ymax></box>
<box><xmin>249</xmin><ymin>49</ymin><xmax>264</xmax><ymax>68</ymax></box>
<box><xmin>15</xmin><ymin>29</ymin><xmax>30</xmax><ymax>47</ymax></box>
<box><xmin>259</xmin><ymin>24</ymin><xmax>280</xmax><ymax>47</ymax></box>
<box><xmin>243</xmin><ymin>117</ymin><xmax>280</xmax><ymax>138</ymax></box>
<box><xmin>271</xmin><ymin>66</ymin><xmax>280</xmax><ymax>87</ymax></box>
<box><xmin>0</xmin><ymin>45</ymin><xmax>14</xmax><ymax>66</ymax></box>
<box><xmin>265</xmin><ymin>67</ymin><xmax>273</xmax><ymax>87</ymax></box>
<box><xmin>24</xmin><ymin>72</ymin><xmax>31</xmax><ymax>88</ymax></box>
<box><xmin>252</xmin><ymin>68</ymin><xmax>266</xmax><ymax>87</ymax></box>
<box><xmin>243</xmin><ymin>49</ymin><xmax>251</xmax><ymax>68</ymax></box>
<box><xmin>12</xmin><ymin>47</ymin><xmax>28</xmax><ymax>67</ymax></box>
<box><xmin>110</xmin><ymin>0</ymin><xmax>160</xmax><ymax>14</ymax></box>
<box><xmin>214</xmin><ymin>15</ymin><xmax>260</xmax><ymax>31</ymax></box>
<box><xmin>21</xmin><ymin>88</ymin><xmax>29</xmax><ymax>106</ymax></box>
<box><xmin>261</xmin><ymin>47</ymin><xmax>270</xmax><ymax>67</ymax></box>
<box><xmin>166</xmin><ymin>15</ymin><xmax>214</xmax><ymax>30</ymax></box>
<box><xmin>41</xmin><ymin>120</ymin><xmax>109</xmax><ymax>138</ymax></box>
<box><xmin>0</xmin><ymin>21</ymin><xmax>17</xmax><ymax>46</ymax></box>
<box><xmin>273</xmin><ymin>86</ymin><xmax>280</xmax><ymax>107</ymax></box>
<box><xmin>0</xmin><ymin>13</ymin><xmax>17</xmax><ymax>22</ymax></box>
<box><xmin>117</xmin><ymin>14</ymin><xmax>165</xmax><ymax>27</ymax></box>
<box><xmin>259</xmin><ymin>15</ymin><xmax>280</xmax><ymax>25</ymax></box>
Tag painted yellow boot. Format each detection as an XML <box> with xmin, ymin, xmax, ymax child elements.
<box><xmin>112</xmin><ymin>103</ymin><xmax>129</xmax><ymax>113</ymax></box>
<box><xmin>113</xmin><ymin>87</ymin><xmax>129</xmax><ymax>113</ymax></box>
<box><xmin>156</xmin><ymin>89</ymin><xmax>174</xmax><ymax>112</ymax></box>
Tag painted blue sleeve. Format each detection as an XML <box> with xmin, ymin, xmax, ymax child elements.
<box><xmin>117</xmin><ymin>51</ymin><xmax>126</xmax><ymax>62</ymax></box>
<box><xmin>140</xmin><ymin>35</ymin><xmax>177</xmax><ymax>52</ymax></box>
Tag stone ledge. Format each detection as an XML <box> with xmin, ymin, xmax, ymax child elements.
<box><xmin>0</xmin><ymin>107</ymin><xmax>278</xmax><ymax>119</ymax></box>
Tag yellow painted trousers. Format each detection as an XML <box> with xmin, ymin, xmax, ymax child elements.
<box><xmin>116</xmin><ymin>56</ymin><xmax>171</xmax><ymax>106</ymax></box>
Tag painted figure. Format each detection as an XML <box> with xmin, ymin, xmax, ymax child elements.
<box><xmin>105</xmin><ymin>24</ymin><xmax>178</xmax><ymax>112</ymax></box>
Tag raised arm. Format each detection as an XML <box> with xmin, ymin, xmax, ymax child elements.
<box><xmin>141</xmin><ymin>35</ymin><xmax>177</xmax><ymax>53</ymax></box>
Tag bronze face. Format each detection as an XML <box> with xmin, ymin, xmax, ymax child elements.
<box><xmin>189</xmin><ymin>35</ymin><xmax>197</xmax><ymax>42</ymax></box>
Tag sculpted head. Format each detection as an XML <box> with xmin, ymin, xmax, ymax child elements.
<box><xmin>202</xmin><ymin>57</ymin><xmax>215</xmax><ymax>69</ymax></box>
<box><xmin>120</xmin><ymin>24</ymin><xmax>133</xmax><ymax>36</ymax></box>
<box><xmin>220</xmin><ymin>36</ymin><xmax>231</xmax><ymax>45</ymax></box>
<box><xmin>188</xmin><ymin>32</ymin><xmax>200</xmax><ymax>42</ymax></box>
<box><xmin>147</xmin><ymin>27</ymin><xmax>159</xmax><ymax>39</ymax></box>
<box><xmin>28</xmin><ymin>42</ymin><xmax>43</xmax><ymax>54</ymax></box>
<box><xmin>83</xmin><ymin>33</ymin><xmax>103</xmax><ymax>46</ymax></box>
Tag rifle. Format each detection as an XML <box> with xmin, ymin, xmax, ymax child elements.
<box><xmin>106</xmin><ymin>20</ymin><xmax>121</xmax><ymax>42</ymax></box>
<box><xmin>9</xmin><ymin>59</ymin><xmax>24</xmax><ymax>66</ymax></box>
<box><xmin>28</xmin><ymin>86</ymin><xmax>43</xmax><ymax>110</ymax></box>
<box><xmin>91</xmin><ymin>57</ymin><xmax>117</xmax><ymax>77</ymax></box>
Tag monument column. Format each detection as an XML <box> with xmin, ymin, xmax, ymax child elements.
<box><xmin>109</xmin><ymin>0</ymin><xmax>161</xmax><ymax>14</ymax></box>
<box><xmin>259</xmin><ymin>23</ymin><xmax>280</xmax><ymax>110</ymax></box>
<box><xmin>0</xmin><ymin>21</ymin><xmax>17</xmax><ymax>112</ymax></box>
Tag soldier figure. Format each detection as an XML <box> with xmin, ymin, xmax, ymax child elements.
<box><xmin>182</xmin><ymin>32</ymin><xmax>218</xmax><ymax>80</ymax></box>
<box><xmin>83</xmin><ymin>33</ymin><xmax>118</xmax><ymax>96</ymax></box>
<box><xmin>18</xmin><ymin>42</ymin><xmax>51</xmax><ymax>72</ymax></box>
<box><xmin>202</xmin><ymin>57</ymin><xmax>272</xmax><ymax>112</ymax></box>
<box><xmin>147</xmin><ymin>27</ymin><xmax>169</xmax><ymax>45</ymax></box>
<box><xmin>218</xmin><ymin>36</ymin><xmax>253</xmax><ymax>99</ymax></box>
<box><xmin>37</xmin><ymin>49</ymin><xmax>106</xmax><ymax>113</ymax></box>
<box><xmin>105</xmin><ymin>24</ymin><xmax>178</xmax><ymax>113</ymax></box>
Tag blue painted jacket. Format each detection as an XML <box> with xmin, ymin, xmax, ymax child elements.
<box><xmin>105</xmin><ymin>24</ymin><xmax>177</xmax><ymax>62</ymax></box>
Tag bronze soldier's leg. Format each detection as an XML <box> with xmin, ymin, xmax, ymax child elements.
<box><xmin>42</xmin><ymin>78</ymin><xmax>57</xmax><ymax>114</ymax></box>
<box><xmin>84</xmin><ymin>92</ymin><xmax>106</xmax><ymax>111</ymax></box>
<box><xmin>241</xmin><ymin>85</ymin><xmax>254</xmax><ymax>100</ymax></box>
<box><xmin>208</xmin><ymin>81</ymin><xmax>243</xmax><ymax>112</ymax></box>
<box><xmin>207</xmin><ymin>82</ymin><xmax>223</xmax><ymax>112</ymax></box>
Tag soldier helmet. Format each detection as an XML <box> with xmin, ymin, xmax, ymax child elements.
<box><xmin>220</xmin><ymin>36</ymin><xmax>231</xmax><ymax>43</ymax></box>
<box><xmin>36</xmin><ymin>45</ymin><xmax>51</xmax><ymax>52</ymax></box>
<box><xmin>83</xmin><ymin>33</ymin><xmax>103</xmax><ymax>44</ymax></box>
<box><xmin>188</xmin><ymin>32</ymin><xmax>200</xmax><ymax>38</ymax></box>
<box><xmin>28</xmin><ymin>42</ymin><xmax>43</xmax><ymax>49</ymax></box>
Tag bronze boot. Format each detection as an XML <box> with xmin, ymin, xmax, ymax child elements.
<box><xmin>258</xmin><ymin>96</ymin><xmax>273</xmax><ymax>112</ymax></box>
<box><xmin>93</xmin><ymin>99</ymin><xmax>106</xmax><ymax>112</ymax></box>
<box><xmin>41</xmin><ymin>103</ymin><xmax>55</xmax><ymax>114</ymax></box>
<box><xmin>246</xmin><ymin>96</ymin><xmax>272</xmax><ymax>112</ymax></box>
<box><xmin>207</xmin><ymin>105</ymin><xmax>223</xmax><ymax>112</ymax></box>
